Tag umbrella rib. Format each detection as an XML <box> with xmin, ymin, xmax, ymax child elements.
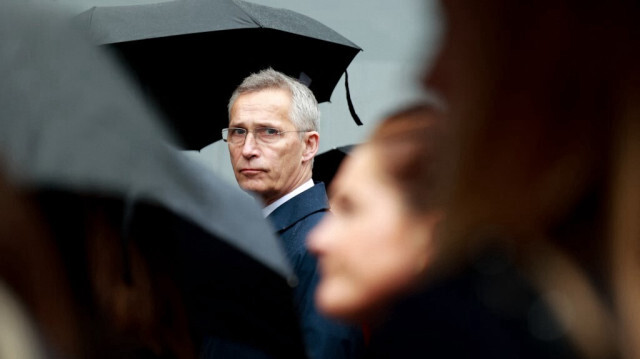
<box><xmin>87</xmin><ymin>7</ymin><xmax>96</xmax><ymax>28</ymax></box>
<box><xmin>232</xmin><ymin>0</ymin><xmax>264</xmax><ymax>29</ymax></box>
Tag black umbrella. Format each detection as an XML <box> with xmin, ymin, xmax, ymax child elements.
<box><xmin>313</xmin><ymin>144</ymin><xmax>355</xmax><ymax>189</ymax></box>
<box><xmin>75</xmin><ymin>0</ymin><xmax>362</xmax><ymax>150</ymax></box>
<box><xmin>1</xmin><ymin>3</ymin><xmax>304</xmax><ymax>356</ymax></box>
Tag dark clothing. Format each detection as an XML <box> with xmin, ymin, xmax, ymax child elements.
<box><xmin>267</xmin><ymin>183</ymin><xmax>364</xmax><ymax>359</ymax></box>
<box><xmin>365</xmin><ymin>248</ymin><xmax>581</xmax><ymax>359</ymax></box>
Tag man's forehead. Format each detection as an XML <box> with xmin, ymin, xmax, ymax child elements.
<box><xmin>230</xmin><ymin>90</ymin><xmax>292</xmax><ymax>126</ymax></box>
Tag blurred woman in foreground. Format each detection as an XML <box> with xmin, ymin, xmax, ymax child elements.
<box><xmin>307</xmin><ymin>104</ymin><xmax>447</xmax><ymax>333</ymax></box>
<box><xmin>311</xmin><ymin>0</ymin><xmax>640</xmax><ymax>357</ymax></box>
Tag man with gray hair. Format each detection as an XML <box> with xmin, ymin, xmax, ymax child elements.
<box><xmin>223</xmin><ymin>68</ymin><xmax>363</xmax><ymax>358</ymax></box>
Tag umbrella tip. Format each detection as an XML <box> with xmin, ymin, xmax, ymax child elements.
<box><xmin>344</xmin><ymin>70</ymin><xmax>362</xmax><ymax>126</ymax></box>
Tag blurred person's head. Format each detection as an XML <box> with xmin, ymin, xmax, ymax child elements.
<box><xmin>0</xmin><ymin>169</ymin><xmax>80</xmax><ymax>359</ymax></box>
<box><xmin>308</xmin><ymin>104</ymin><xmax>446</xmax><ymax>323</ymax></box>
<box><xmin>424</xmin><ymin>1</ymin><xmax>640</xmax><ymax>357</ymax></box>
<box><xmin>226</xmin><ymin>68</ymin><xmax>320</xmax><ymax>205</ymax></box>
<box><xmin>35</xmin><ymin>191</ymin><xmax>195</xmax><ymax>359</ymax></box>
<box><xmin>0</xmin><ymin>174</ymin><xmax>194</xmax><ymax>359</ymax></box>
<box><xmin>424</xmin><ymin>0</ymin><xmax>639</xmax><ymax>245</ymax></box>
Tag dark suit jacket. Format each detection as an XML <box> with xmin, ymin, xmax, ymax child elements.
<box><xmin>268</xmin><ymin>182</ymin><xmax>364</xmax><ymax>359</ymax></box>
<box><xmin>364</xmin><ymin>247</ymin><xmax>582</xmax><ymax>359</ymax></box>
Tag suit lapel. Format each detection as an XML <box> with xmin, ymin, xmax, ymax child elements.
<box><xmin>267</xmin><ymin>183</ymin><xmax>329</xmax><ymax>234</ymax></box>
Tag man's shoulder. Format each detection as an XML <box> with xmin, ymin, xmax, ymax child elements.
<box><xmin>267</xmin><ymin>183</ymin><xmax>329</xmax><ymax>232</ymax></box>
<box><xmin>293</xmin><ymin>181</ymin><xmax>327</xmax><ymax>202</ymax></box>
<box><xmin>291</xmin><ymin>182</ymin><xmax>328</xmax><ymax>212</ymax></box>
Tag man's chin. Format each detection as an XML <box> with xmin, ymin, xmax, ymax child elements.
<box><xmin>238</xmin><ymin>182</ymin><xmax>266</xmax><ymax>196</ymax></box>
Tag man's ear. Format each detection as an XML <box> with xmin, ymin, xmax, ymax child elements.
<box><xmin>302</xmin><ymin>131</ymin><xmax>320</xmax><ymax>162</ymax></box>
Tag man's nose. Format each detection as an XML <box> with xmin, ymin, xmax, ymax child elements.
<box><xmin>241</xmin><ymin>132</ymin><xmax>260</xmax><ymax>157</ymax></box>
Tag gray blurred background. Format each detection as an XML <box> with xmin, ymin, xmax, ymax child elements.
<box><xmin>30</xmin><ymin>0</ymin><xmax>443</xmax><ymax>186</ymax></box>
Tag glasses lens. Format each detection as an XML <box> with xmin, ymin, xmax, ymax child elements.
<box><xmin>226</xmin><ymin>128</ymin><xmax>246</xmax><ymax>144</ymax></box>
<box><xmin>256</xmin><ymin>127</ymin><xmax>280</xmax><ymax>143</ymax></box>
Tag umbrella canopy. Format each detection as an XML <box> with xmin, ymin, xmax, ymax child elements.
<box><xmin>76</xmin><ymin>0</ymin><xmax>362</xmax><ymax>150</ymax></box>
<box><xmin>313</xmin><ymin>145</ymin><xmax>355</xmax><ymax>188</ymax></box>
<box><xmin>0</xmin><ymin>3</ymin><xmax>304</xmax><ymax>356</ymax></box>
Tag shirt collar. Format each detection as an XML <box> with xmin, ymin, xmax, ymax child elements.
<box><xmin>262</xmin><ymin>178</ymin><xmax>314</xmax><ymax>217</ymax></box>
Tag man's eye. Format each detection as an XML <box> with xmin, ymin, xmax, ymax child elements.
<box><xmin>231</xmin><ymin>128</ymin><xmax>246</xmax><ymax>135</ymax></box>
<box><xmin>262</xmin><ymin>128</ymin><xmax>280</xmax><ymax>136</ymax></box>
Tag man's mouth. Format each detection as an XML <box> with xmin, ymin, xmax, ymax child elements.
<box><xmin>240</xmin><ymin>168</ymin><xmax>264</xmax><ymax>175</ymax></box>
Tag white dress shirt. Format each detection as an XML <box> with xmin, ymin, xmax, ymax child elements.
<box><xmin>262</xmin><ymin>178</ymin><xmax>314</xmax><ymax>218</ymax></box>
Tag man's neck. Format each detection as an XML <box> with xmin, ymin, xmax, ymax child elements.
<box><xmin>262</xmin><ymin>178</ymin><xmax>315</xmax><ymax>217</ymax></box>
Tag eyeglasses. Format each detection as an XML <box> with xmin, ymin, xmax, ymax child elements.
<box><xmin>222</xmin><ymin>127</ymin><xmax>311</xmax><ymax>145</ymax></box>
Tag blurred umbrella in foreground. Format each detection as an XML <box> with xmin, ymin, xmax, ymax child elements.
<box><xmin>0</xmin><ymin>2</ymin><xmax>304</xmax><ymax>357</ymax></box>
<box><xmin>76</xmin><ymin>0</ymin><xmax>363</xmax><ymax>150</ymax></box>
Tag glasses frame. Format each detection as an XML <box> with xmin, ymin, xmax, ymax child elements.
<box><xmin>222</xmin><ymin>127</ymin><xmax>312</xmax><ymax>145</ymax></box>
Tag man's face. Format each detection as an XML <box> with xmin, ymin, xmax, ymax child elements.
<box><xmin>228</xmin><ymin>88</ymin><xmax>314</xmax><ymax>205</ymax></box>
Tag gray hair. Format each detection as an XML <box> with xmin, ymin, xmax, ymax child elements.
<box><xmin>228</xmin><ymin>68</ymin><xmax>320</xmax><ymax>132</ymax></box>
